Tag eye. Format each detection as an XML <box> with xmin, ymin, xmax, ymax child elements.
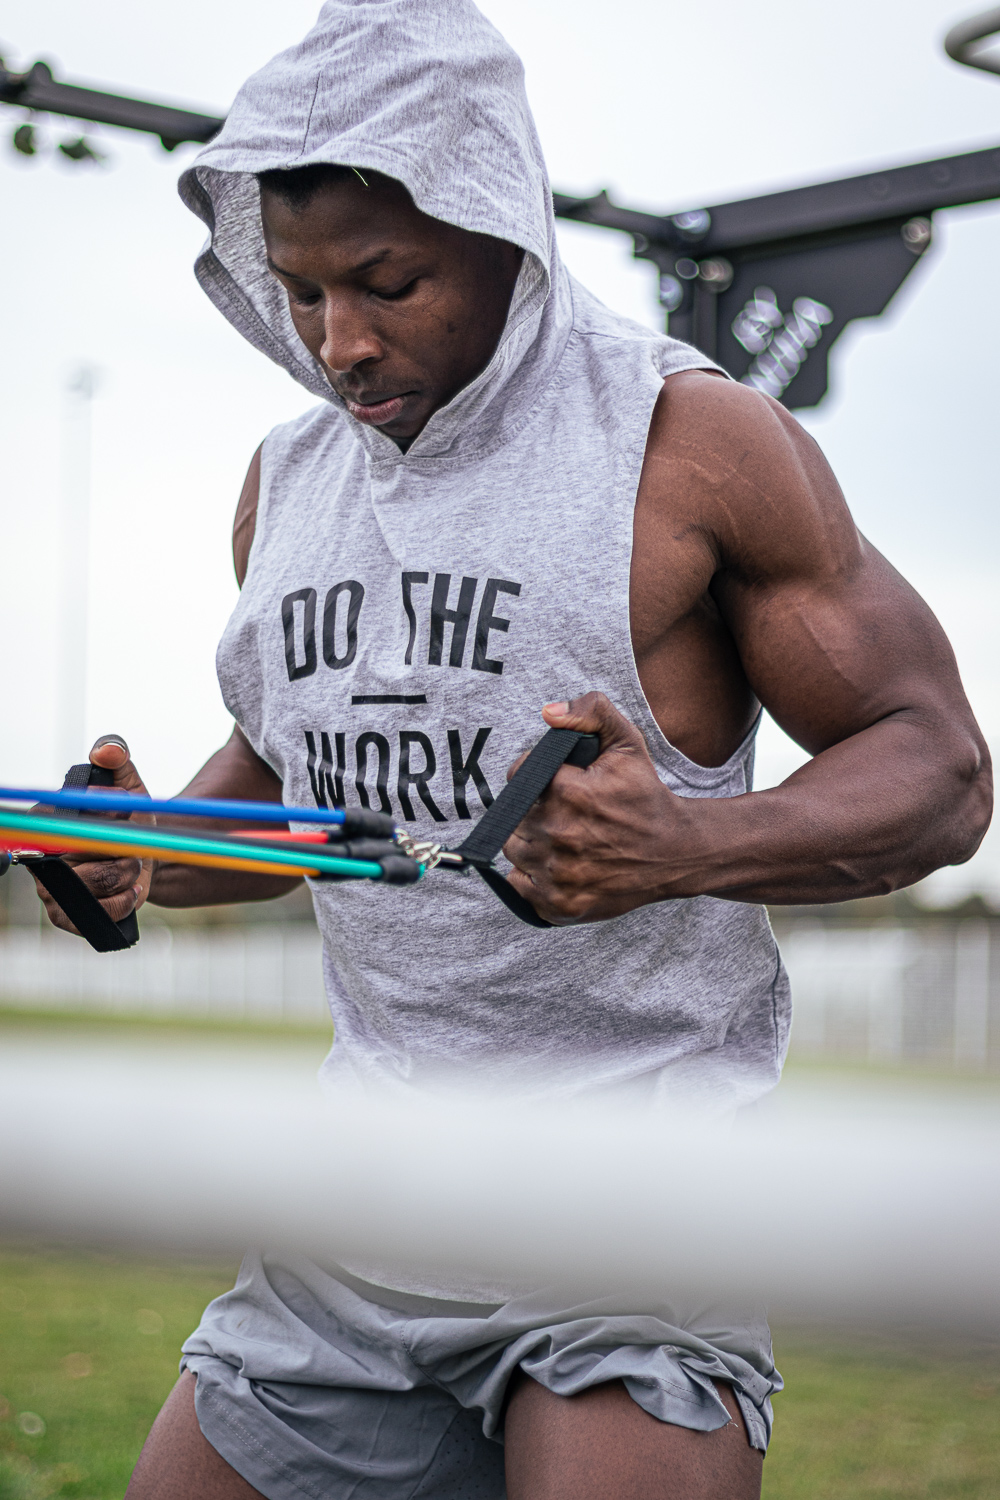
<box><xmin>372</xmin><ymin>278</ymin><xmax>418</xmax><ymax>302</ymax></box>
<box><xmin>289</xmin><ymin>289</ymin><xmax>322</xmax><ymax>308</ymax></box>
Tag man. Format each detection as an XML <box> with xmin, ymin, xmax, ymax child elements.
<box><xmin>37</xmin><ymin>2</ymin><xmax>990</xmax><ymax>1496</ymax></box>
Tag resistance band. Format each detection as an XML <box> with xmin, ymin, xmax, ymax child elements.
<box><xmin>0</xmin><ymin>786</ymin><xmax>352</xmax><ymax>827</ymax></box>
<box><xmin>0</xmin><ymin>730</ymin><xmax>600</xmax><ymax>949</ymax></box>
<box><xmin>0</xmin><ymin>809</ymin><xmax>388</xmax><ymax>880</ymax></box>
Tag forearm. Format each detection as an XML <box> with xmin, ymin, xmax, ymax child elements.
<box><xmin>149</xmin><ymin>858</ymin><xmax>300</xmax><ymax>909</ymax></box>
<box><xmin>505</xmin><ymin>695</ymin><xmax>992</xmax><ymax>925</ymax></box>
<box><xmin>670</xmin><ymin>713</ymin><xmax>992</xmax><ymax>905</ymax></box>
<box><xmin>148</xmin><ymin>729</ymin><xmax>302</xmax><ymax>909</ymax></box>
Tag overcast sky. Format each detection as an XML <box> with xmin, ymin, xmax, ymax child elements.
<box><xmin>2</xmin><ymin>0</ymin><xmax>999</xmax><ymax>902</ymax></box>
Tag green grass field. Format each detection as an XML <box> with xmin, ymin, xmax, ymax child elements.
<box><xmin>1</xmin><ymin>1245</ymin><xmax>997</xmax><ymax>1499</ymax></box>
<box><xmin>0</xmin><ymin>1245</ymin><xmax>233</xmax><ymax>1499</ymax></box>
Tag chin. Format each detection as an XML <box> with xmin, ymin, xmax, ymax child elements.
<box><xmin>380</xmin><ymin>412</ymin><xmax>429</xmax><ymax>439</ymax></box>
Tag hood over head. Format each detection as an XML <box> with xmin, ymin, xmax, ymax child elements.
<box><xmin>179</xmin><ymin>0</ymin><xmax>571</xmax><ymax>462</ymax></box>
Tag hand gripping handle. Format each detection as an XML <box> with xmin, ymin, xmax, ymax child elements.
<box><xmin>25</xmin><ymin>763</ymin><xmax>141</xmax><ymax>953</ymax></box>
<box><xmin>454</xmin><ymin>728</ymin><xmax>601</xmax><ymax>929</ymax></box>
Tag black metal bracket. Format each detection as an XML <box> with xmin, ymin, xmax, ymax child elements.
<box><xmin>945</xmin><ymin>7</ymin><xmax>1000</xmax><ymax>78</ymax></box>
<box><xmin>554</xmin><ymin>136</ymin><xmax>1000</xmax><ymax>407</ymax></box>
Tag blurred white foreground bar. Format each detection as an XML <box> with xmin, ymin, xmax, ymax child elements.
<box><xmin>1</xmin><ymin>1038</ymin><xmax>997</xmax><ymax>1324</ymax></box>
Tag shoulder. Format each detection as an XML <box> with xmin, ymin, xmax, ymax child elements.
<box><xmin>566</xmin><ymin>275</ymin><xmax>727</xmax><ymax>382</ymax></box>
<box><xmin>649</xmin><ymin>368</ymin><xmax>811</xmax><ymax>466</ymax></box>
<box><xmin>232</xmin><ymin>446</ymin><xmax>262</xmax><ymax>588</ymax></box>
<box><xmin>640</xmin><ymin>371</ymin><xmax>861</xmax><ymax>580</ymax></box>
<box><xmin>231</xmin><ymin>404</ymin><xmax>352</xmax><ymax>587</ymax></box>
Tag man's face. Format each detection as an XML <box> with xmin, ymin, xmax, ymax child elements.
<box><xmin>260</xmin><ymin>173</ymin><xmax>524</xmax><ymax>445</ymax></box>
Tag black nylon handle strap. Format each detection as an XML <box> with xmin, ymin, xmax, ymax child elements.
<box><xmin>454</xmin><ymin>728</ymin><xmax>600</xmax><ymax>931</ymax></box>
<box><xmin>61</xmin><ymin>763</ymin><xmax>94</xmax><ymax>792</ymax></box>
<box><xmin>27</xmin><ymin>762</ymin><xmax>141</xmax><ymax>953</ymax></box>
<box><xmin>473</xmin><ymin>863</ymin><xmax>553</xmax><ymax>930</ymax></box>
<box><xmin>28</xmin><ymin>856</ymin><xmax>138</xmax><ymax>952</ymax></box>
<box><xmin>455</xmin><ymin>728</ymin><xmax>592</xmax><ymax>865</ymax></box>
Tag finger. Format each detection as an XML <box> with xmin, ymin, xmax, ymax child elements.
<box><xmin>91</xmin><ymin>884</ymin><xmax>143</xmax><ymax>923</ymax></box>
<box><xmin>62</xmin><ymin>855</ymin><xmax>143</xmax><ymax>897</ymax></box>
<box><xmin>506</xmin><ymin>692</ymin><xmax>644</xmax><ymax>785</ymax></box>
<box><xmin>90</xmin><ymin>733</ymin><xmax>129</xmax><ymax>769</ymax></box>
<box><xmin>89</xmin><ymin>735</ymin><xmax>150</xmax><ymax>797</ymax></box>
<box><xmin>32</xmin><ymin>855</ymin><xmax>143</xmax><ymax>931</ymax></box>
<box><xmin>505</xmin><ymin>865</ymin><xmax>592</xmax><ymax>926</ymax></box>
<box><xmin>86</xmin><ymin>734</ymin><xmax>154</xmax><ymax>912</ymax></box>
<box><xmin>30</xmin><ymin>871</ymin><xmax>142</xmax><ymax>935</ymax></box>
<box><xmin>540</xmin><ymin>690</ymin><xmax>648</xmax><ymax>754</ymax></box>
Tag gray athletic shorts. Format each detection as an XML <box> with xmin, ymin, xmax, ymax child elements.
<box><xmin>181</xmin><ymin>1252</ymin><xmax>781</xmax><ymax>1500</ymax></box>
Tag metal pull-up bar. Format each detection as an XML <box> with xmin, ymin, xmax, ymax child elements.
<box><xmin>3</xmin><ymin>10</ymin><xmax>1000</xmax><ymax>408</ymax></box>
<box><xmin>0</xmin><ymin>58</ymin><xmax>223</xmax><ymax>149</ymax></box>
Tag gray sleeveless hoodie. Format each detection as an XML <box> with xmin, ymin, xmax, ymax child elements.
<box><xmin>179</xmin><ymin>0</ymin><xmax>790</xmax><ymax>1110</ymax></box>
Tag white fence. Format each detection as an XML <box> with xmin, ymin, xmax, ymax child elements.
<box><xmin>1</xmin><ymin>918</ymin><xmax>997</xmax><ymax>1067</ymax></box>
<box><xmin>0</xmin><ymin>922</ymin><xmax>328</xmax><ymax>1026</ymax></box>
<box><xmin>774</xmin><ymin>920</ymin><xmax>997</xmax><ymax>1070</ymax></box>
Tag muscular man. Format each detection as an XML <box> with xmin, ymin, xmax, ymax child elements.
<box><xmin>37</xmin><ymin>2</ymin><xmax>990</xmax><ymax>1496</ymax></box>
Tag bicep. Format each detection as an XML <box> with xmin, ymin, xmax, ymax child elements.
<box><xmin>233</xmin><ymin>444</ymin><xmax>263</xmax><ymax>588</ymax></box>
<box><xmin>715</xmin><ymin>543</ymin><xmax>966</xmax><ymax>754</ymax></box>
<box><xmin>177</xmin><ymin>724</ymin><xmax>284</xmax><ymax>806</ymax></box>
<box><xmin>681</xmin><ymin>384</ymin><xmax>969</xmax><ymax>754</ymax></box>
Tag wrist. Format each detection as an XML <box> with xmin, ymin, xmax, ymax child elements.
<box><xmin>647</xmin><ymin>789</ymin><xmax>757</xmax><ymax>901</ymax></box>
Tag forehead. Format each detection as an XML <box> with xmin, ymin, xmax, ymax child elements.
<box><xmin>259</xmin><ymin>176</ymin><xmax>454</xmax><ymax>264</ymax></box>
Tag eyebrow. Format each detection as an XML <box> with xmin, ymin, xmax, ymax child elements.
<box><xmin>266</xmin><ymin>249</ymin><xmax>394</xmax><ymax>280</ymax></box>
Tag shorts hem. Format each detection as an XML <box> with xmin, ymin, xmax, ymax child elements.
<box><xmin>185</xmin><ymin>1356</ymin><xmax>328</xmax><ymax>1500</ymax></box>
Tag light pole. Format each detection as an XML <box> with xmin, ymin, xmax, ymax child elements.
<box><xmin>57</xmin><ymin>365</ymin><xmax>98</xmax><ymax>774</ymax></box>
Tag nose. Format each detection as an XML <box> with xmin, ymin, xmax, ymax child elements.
<box><xmin>320</xmin><ymin>294</ymin><xmax>383</xmax><ymax>374</ymax></box>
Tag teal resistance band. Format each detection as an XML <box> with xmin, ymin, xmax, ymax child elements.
<box><xmin>0</xmin><ymin>808</ymin><xmax>390</xmax><ymax>881</ymax></box>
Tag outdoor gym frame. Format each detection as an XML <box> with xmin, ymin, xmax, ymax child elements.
<box><xmin>3</xmin><ymin>7</ymin><xmax>999</xmax><ymax>407</ymax></box>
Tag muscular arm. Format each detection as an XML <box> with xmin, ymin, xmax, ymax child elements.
<box><xmin>36</xmin><ymin>446</ymin><xmax>299</xmax><ymax>934</ymax></box>
<box><xmin>148</xmin><ymin>443</ymin><xmax>300</xmax><ymax>907</ymax></box>
<box><xmin>506</xmin><ymin>375</ymin><xmax>992</xmax><ymax>920</ymax></box>
<box><xmin>148</xmin><ymin>724</ymin><xmax>301</xmax><ymax>907</ymax></box>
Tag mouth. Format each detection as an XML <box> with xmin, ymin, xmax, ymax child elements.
<box><xmin>341</xmin><ymin>392</ymin><xmax>412</xmax><ymax>427</ymax></box>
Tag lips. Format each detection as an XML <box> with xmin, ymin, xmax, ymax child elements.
<box><xmin>342</xmin><ymin>393</ymin><xmax>409</xmax><ymax>426</ymax></box>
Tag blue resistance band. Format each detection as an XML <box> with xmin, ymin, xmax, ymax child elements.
<box><xmin>0</xmin><ymin>786</ymin><xmax>345</xmax><ymax>827</ymax></box>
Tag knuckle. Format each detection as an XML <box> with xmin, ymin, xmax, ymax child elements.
<box><xmin>502</xmin><ymin>832</ymin><xmax>531</xmax><ymax>866</ymax></box>
<box><xmin>77</xmin><ymin>858</ymin><xmax>139</xmax><ymax>896</ymax></box>
<box><xmin>571</xmin><ymin>689</ymin><xmax>601</xmax><ymax>715</ymax></box>
<box><xmin>100</xmin><ymin>892</ymin><xmax>136</xmax><ymax>922</ymax></box>
<box><xmin>548</xmin><ymin>820</ymin><xmax>586</xmax><ymax>857</ymax></box>
<box><xmin>544</xmin><ymin>888</ymin><xmax>590</xmax><ymax>923</ymax></box>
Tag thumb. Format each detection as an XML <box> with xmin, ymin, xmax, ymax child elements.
<box><xmin>89</xmin><ymin>734</ymin><xmax>151</xmax><ymax>800</ymax></box>
<box><xmin>540</xmin><ymin>691</ymin><xmax>648</xmax><ymax>756</ymax></box>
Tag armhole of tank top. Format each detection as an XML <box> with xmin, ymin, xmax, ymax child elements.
<box><xmin>619</xmin><ymin>368</ymin><xmax>760</xmax><ymax>795</ymax></box>
<box><xmin>233</xmin><ymin>442</ymin><xmax>264</xmax><ymax>589</ymax></box>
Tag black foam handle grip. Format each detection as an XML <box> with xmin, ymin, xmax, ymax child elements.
<box><xmin>564</xmin><ymin>733</ymin><xmax>600</xmax><ymax>769</ymax></box>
